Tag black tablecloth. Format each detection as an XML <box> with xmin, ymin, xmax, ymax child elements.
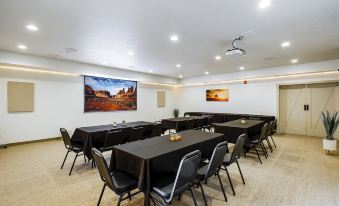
<box><xmin>161</xmin><ymin>116</ymin><xmax>206</xmax><ymax>131</ymax></box>
<box><xmin>214</xmin><ymin>119</ymin><xmax>264</xmax><ymax>147</ymax></box>
<box><xmin>72</xmin><ymin>121</ymin><xmax>153</xmax><ymax>159</ymax></box>
<box><xmin>110</xmin><ymin>130</ymin><xmax>225</xmax><ymax>206</ymax></box>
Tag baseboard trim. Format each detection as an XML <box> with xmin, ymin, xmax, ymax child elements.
<box><xmin>5</xmin><ymin>137</ymin><xmax>62</xmax><ymax>147</ymax></box>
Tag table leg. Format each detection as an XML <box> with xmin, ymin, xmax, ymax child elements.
<box><xmin>144</xmin><ymin>159</ymin><xmax>151</xmax><ymax>206</ymax></box>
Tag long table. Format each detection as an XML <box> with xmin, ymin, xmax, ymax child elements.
<box><xmin>110</xmin><ymin>130</ymin><xmax>225</xmax><ymax>206</ymax></box>
<box><xmin>161</xmin><ymin>116</ymin><xmax>207</xmax><ymax>132</ymax></box>
<box><xmin>71</xmin><ymin>121</ymin><xmax>153</xmax><ymax>159</ymax></box>
<box><xmin>214</xmin><ymin>119</ymin><xmax>264</xmax><ymax>148</ymax></box>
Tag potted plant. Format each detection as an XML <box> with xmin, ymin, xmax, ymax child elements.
<box><xmin>173</xmin><ymin>108</ymin><xmax>179</xmax><ymax>118</ymax></box>
<box><xmin>321</xmin><ymin>111</ymin><xmax>339</xmax><ymax>152</ymax></box>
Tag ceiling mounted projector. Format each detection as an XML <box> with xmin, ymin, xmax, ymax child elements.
<box><xmin>225</xmin><ymin>36</ymin><xmax>246</xmax><ymax>56</ymax></box>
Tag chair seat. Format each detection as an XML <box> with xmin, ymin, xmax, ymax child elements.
<box><xmin>152</xmin><ymin>175</ymin><xmax>175</xmax><ymax>200</ymax></box>
<box><xmin>71</xmin><ymin>142</ymin><xmax>84</xmax><ymax>152</ymax></box>
<box><xmin>223</xmin><ymin>153</ymin><xmax>232</xmax><ymax>166</ymax></box>
<box><xmin>99</xmin><ymin>146</ymin><xmax>114</xmax><ymax>152</ymax></box>
<box><xmin>111</xmin><ymin>171</ymin><xmax>138</xmax><ymax>193</ymax></box>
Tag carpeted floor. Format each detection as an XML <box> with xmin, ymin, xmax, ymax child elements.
<box><xmin>0</xmin><ymin>134</ymin><xmax>338</xmax><ymax>206</ymax></box>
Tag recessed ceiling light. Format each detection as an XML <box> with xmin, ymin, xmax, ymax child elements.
<box><xmin>240</xmin><ymin>66</ymin><xmax>245</xmax><ymax>70</ymax></box>
<box><xmin>128</xmin><ymin>51</ymin><xmax>134</xmax><ymax>56</ymax></box>
<box><xmin>149</xmin><ymin>70</ymin><xmax>153</xmax><ymax>73</ymax></box>
<box><xmin>170</xmin><ymin>35</ymin><xmax>179</xmax><ymax>42</ymax></box>
<box><xmin>204</xmin><ymin>71</ymin><xmax>209</xmax><ymax>75</ymax></box>
<box><xmin>215</xmin><ymin>55</ymin><xmax>221</xmax><ymax>60</ymax></box>
<box><xmin>176</xmin><ymin>64</ymin><xmax>182</xmax><ymax>68</ymax></box>
<box><xmin>26</xmin><ymin>24</ymin><xmax>39</xmax><ymax>31</ymax></box>
<box><xmin>17</xmin><ymin>44</ymin><xmax>27</xmax><ymax>50</ymax></box>
<box><xmin>281</xmin><ymin>41</ymin><xmax>291</xmax><ymax>47</ymax></box>
<box><xmin>102</xmin><ymin>61</ymin><xmax>108</xmax><ymax>65</ymax></box>
<box><xmin>179</xmin><ymin>75</ymin><xmax>183</xmax><ymax>78</ymax></box>
<box><xmin>258</xmin><ymin>0</ymin><xmax>271</xmax><ymax>9</ymax></box>
<box><xmin>291</xmin><ymin>59</ymin><xmax>299</xmax><ymax>63</ymax></box>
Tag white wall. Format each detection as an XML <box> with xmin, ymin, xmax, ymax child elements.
<box><xmin>0</xmin><ymin>51</ymin><xmax>177</xmax><ymax>144</ymax></box>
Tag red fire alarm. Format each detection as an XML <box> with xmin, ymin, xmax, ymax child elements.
<box><xmin>243</xmin><ymin>80</ymin><xmax>248</xmax><ymax>84</ymax></box>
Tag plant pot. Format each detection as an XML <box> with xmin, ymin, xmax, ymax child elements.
<box><xmin>323</xmin><ymin>139</ymin><xmax>337</xmax><ymax>151</ymax></box>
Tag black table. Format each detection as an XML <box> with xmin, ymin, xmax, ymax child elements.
<box><xmin>72</xmin><ymin>121</ymin><xmax>153</xmax><ymax>159</ymax></box>
<box><xmin>214</xmin><ymin>119</ymin><xmax>264</xmax><ymax>147</ymax></box>
<box><xmin>110</xmin><ymin>130</ymin><xmax>225</xmax><ymax>206</ymax></box>
<box><xmin>161</xmin><ymin>116</ymin><xmax>206</xmax><ymax>132</ymax></box>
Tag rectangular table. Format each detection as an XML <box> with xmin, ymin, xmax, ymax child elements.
<box><xmin>72</xmin><ymin>121</ymin><xmax>153</xmax><ymax>159</ymax></box>
<box><xmin>214</xmin><ymin>119</ymin><xmax>264</xmax><ymax>147</ymax></box>
<box><xmin>161</xmin><ymin>116</ymin><xmax>206</xmax><ymax>131</ymax></box>
<box><xmin>110</xmin><ymin>130</ymin><xmax>225</xmax><ymax>206</ymax></box>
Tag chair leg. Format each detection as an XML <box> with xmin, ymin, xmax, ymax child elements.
<box><xmin>61</xmin><ymin>150</ymin><xmax>70</xmax><ymax>169</ymax></box>
<box><xmin>266</xmin><ymin>138</ymin><xmax>273</xmax><ymax>152</ymax></box>
<box><xmin>224</xmin><ymin>166</ymin><xmax>235</xmax><ymax>195</ymax></box>
<box><xmin>128</xmin><ymin>192</ymin><xmax>132</xmax><ymax>200</ymax></box>
<box><xmin>259</xmin><ymin>142</ymin><xmax>268</xmax><ymax>159</ymax></box>
<box><xmin>97</xmin><ymin>184</ymin><xmax>106</xmax><ymax>206</ymax></box>
<box><xmin>236</xmin><ymin>159</ymin><xmax>245</xmax><ymax>185</ymax></box>
<box><xmin>69</xmin><ymin>152</ymin><xmax>79</xmax><ymax>176</ymax></box>
<box><xmin>117</xmin><ymin>194</ymin><xmax>123</xmax><ymax>206</ymax></box>
<box><xmin>216</xmin><ymin>173</ymin><xmax>228</xmax><ymax>202</ymax></box>
<box><xmin>198</xmin><ymin>181</ymin><xmax>208</xmax><ymax>206</ymax></box>
<box><xmin>84</xmin><ymin>155</ymin><xmax>87</xmax><ymax>163</ymax></box>
<box><xmin>189</xmin><ymin>187</ymin><xmax>198</xmax><ymax>206</ymax></box>
<box><xmin>270</xmin><ymin>135</ymin><xmax>277</xmax><ymax>148</ymax></box>
<box><xmin>254</xmin><ymin>146</ymin><xmax>262</xmax><ymax>164</ymax></box>
<box><xmin>178</xmin><ymin>193</ymin><xmax>181</xmax><ymax>201</ymax></box>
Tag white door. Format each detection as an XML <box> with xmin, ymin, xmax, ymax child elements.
<box><xmin>279</xmin><ymin>82</ymin><xmax>339</xmax><ymax>137</ymax></box>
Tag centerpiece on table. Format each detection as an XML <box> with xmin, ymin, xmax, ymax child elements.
<box><xmin>170</xmin><ymin>133</ymin><xmax>182</xmax><ymax>141</ymax></box>
<box><xmin>321</xmin><ymin>111</ymin><xmax>339</xmax><ymax>154</ymax></box>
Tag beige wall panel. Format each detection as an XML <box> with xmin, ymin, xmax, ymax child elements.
<box><xmin>7</xmin><ymin>81</ymin><xmax>34</xmax><ymax>112</ymax></box>
<box><xmin>157</xmin><ymin>91</ymin><xmax>166</xmax><ymax>108</ymax></box>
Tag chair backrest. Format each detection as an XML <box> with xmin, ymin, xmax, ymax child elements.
<box><xmin>103</xmin><ymin>129</ymin><xmax>123</xmax><ymax>150</ymax></box>
<box><xmin>204</xmin><ymin>141</ymin><xmax>227</xmax><ymax>179</ymax></box>
<box><xmin>91</xmin><ymin>148</ymin><xmax>116</xmax><ymax>191</ymax></box>
<box><xmin>260</xmin><ymin>123</ymin><xmax>269</xmax><ymax>140</ymax></box>
<box><xmin>150</xmin><ymin>123</ymin><xmax>162</xmax><ymax>137</ymax></box>
<box><xmin>265</xmin><ymin>122</ymin><xmax>273</xmax><ymax>137</ymax></box>
<box><xmin>129</xmin><ymin>127</ymin><xmax>144</xmax><ymax>142</ymax></box>
<box><xmin>206</xmin><ymin>115</ymin><xmax>213</xmax><ymax>126</ymax></box>
<box><xmin>169</xmin><ymin>150</ymin><xmax>201</xmax><ymax>202</ymax></box>
<box><xmin>230</xmin><ymin>134</ymin><xmax>246</xmax><ymax>163</ymax></box>
<box><xmin>271</xmin><ymin>119</ymin><xmax>277</xmax><ymax>133</ymax></box>
<box><xmin>60</xmin><ymin>128</ymin><xmax>72</xmax><ymax>149</ymax></box>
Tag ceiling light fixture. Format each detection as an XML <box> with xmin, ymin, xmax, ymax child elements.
<box><xmin>204</xmin><ymin>71</ymin><xmax>209</xmax><ymax>75</ymax></box>
<box><xmin>102</xmin><ymin>61</ymin><xmax>108</xmax><ymax>65</ymax></box>
<box><xmin>179</xmin><ymin>75</ymin><xmax>183</xmax><ymax>78</ymax></box>
<box><xmin>281</xmin><ymin>41</ymin><xmax>290</xmax><ymax>47</ymax></box>
<box><xmin>26</xmin><ymin>24</ymin><xmax>39</xmax><ymax>31</ymax></box>
<box><xmin>17</xmin><ymin>44</ymin><xmax>27</xmax><ymax>50</ymax></box>
<box><xmin>258</xmin><ymin>0</ymin><xmax>271</xmax><ymax>9</ymax></box>
<box><xmin>128</xmin><ymin>51</ymin><xmax>134</xmax><ymax>56</ymax></box>
<box><xmin>215</xmin><ymin>56</ymin><xmax>221</xmax><ymax>60</ymax></box>
<box><xmin>170</xmin><ymin>35</ymin><xmax>179</xmax><ymax>42</ymax></box>
<box><xmin>240</xmin><ymin>66</ymin><xmax>245</xmax><ymax>70</ymax></box>
<box><xmin>291</xmin><ymin>59</ymin><xmax>299</xmax><ymax>63</ymax></box>
<box><xmin>149</xmin><ymin>70</ymin><xmax>153</xmax><ymax>73</ymax></box>
<box><xmin>176</xmin><ymin>64</ymin><xmax>182</xmax><ymax>68</ymax></box>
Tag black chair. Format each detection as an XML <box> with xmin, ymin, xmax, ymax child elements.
<box><xmin>151</xmin><ymin>122</ymin><xmax>162</xmax><ymax>137</ymax></box>
<box><xmin>92</xmin><ymin>148</ymin><xmax>140</xmax><ymax>206</ymax></box>
<box><xmin>194</xmin><ymin>118</ymin><xmax>205</xmax><ymax>130</ymax></box>
<box><xmin>196</xmin><ymin>142</ymin><xmax>228</xmax><ymax>206</ymax></box>
<box><xmin>151</xmin><ymin>150</ymin><xmax>201</xmax><ymax>206</ymax></box>
<box><xmin>60</xmin><ymin>128</ymin><xmax>85</xmax><ymax>176</ymax></box>
<box><xmin>263</xmin><ymin>121</ymin><xmax>274</xmax><ymax>152</ymax></box>
<box><xmin>99</xmin><ymin>130</ymin><xmax>123</xmax><ymax>152</ymax></box>
<box><xmin>268</xmin><ymin>120</ymin><xmax>277</xmax><ymax>148</ymax></box>
<box><xmin>249</xmin><ymin>123</ymin><xmax>268</xmax><ymax>164</ymax></box>
<box><xmin>221</xmin><ymin>134</ymin><xmax>246</xmax><ymax>196</ymax></box>
<box><xmin>128</xmin><ymin>127</ymin><xmax>144</xmax><ymax>142</ymax></box>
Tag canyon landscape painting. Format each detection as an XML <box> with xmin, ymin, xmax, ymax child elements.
<box><xmin>84</xmin><ymin>76</ymin><xmax>137</xmax><ymax>112</ymax></box>
<box><xmin>206</xmin><ymin>89</ymin><xmax>229</xmax><ymax>102</ymax></box>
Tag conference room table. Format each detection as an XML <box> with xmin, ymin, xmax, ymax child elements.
<box><xmin>71</xmin><ymin>121</ymin><xmax>153</xmax><ymax>159</ymax></box>
<box><xmin>161</xmin><ymin>116</ymin><xmax>207</xmax><ymax>132</ymax></box>
<box><xmin>110</xmin><ymin>130</ymin><xmax>225</xmax><ymax>206</ymax></box>
<box><xmin>214</xmin><ymin>119</ymin><xmax>265</xmax><ymax>148</ymax></box>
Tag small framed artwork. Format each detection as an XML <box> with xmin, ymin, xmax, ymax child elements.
<box><xmin>206</xmin><ymin>89</ymin><xmax>229</xmax><ymax>102</ymax></box>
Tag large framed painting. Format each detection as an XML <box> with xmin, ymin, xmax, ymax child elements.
<box><xmin>84</xmin><ymin>76</ymin><xmax>137</xmax><ymax>112</ymax></box>
<box><xmin>206</xmin><ymin>89</ymin><xmax>229</xmax><ymax>102</ymax></box>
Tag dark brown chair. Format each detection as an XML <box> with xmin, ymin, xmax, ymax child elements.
<box><xmin>128</xmin><ymin>127</ymin><xmax>144</xmax><ymax>142</ymax></box>
<box><xmin>92</xmin><ymin>148</ymin><xmax>140</xmax><ymax>206</ymax></box>
<box><xmin>249</xmin><ymin>123</ymin><xmax>268</xmax><ymax>164</ymax></box>
<box><xmin>99</xmin><ymin>130</ymin><xmax>124</xmax><ymax>152</ymax></box>
<box><xmin>60</xmin><ymin>128</ymin><xmax>85</xmax><ymax>176</ymax></box>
